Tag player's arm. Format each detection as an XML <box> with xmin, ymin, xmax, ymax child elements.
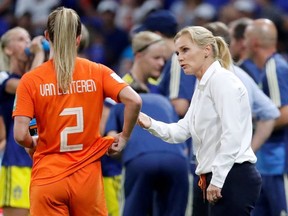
<box><xmin>5</xmin><ymin>78</ymin><xmax>20</xmax><ymax>94</ymax></box>
<box><xmin>274</xmin><ymin>105</ymin><xmax>288</xmax><ymax>129</ymax></box>
<box><xmin>0</xmin><ymin>115</ymin><xmax>6</xmax><ymax>151</ymax></box>
<box><xmin>171</xmin><ymin>98</ymin><xmax>190</xmax><ymax>118</ymax></box>
<box><xmin>251</xmin><ymin>119</ymin><xmax>276</xmax><ymax>152</ymax></box>
<box><xmin>107</xmin><ymin>86</ymin><xmax>141</xmax><ymax>156</ymax></box>
<box><xmin>118</xmin><ymin>86</ymin><xmax>142</xmax><ymax>140</ymax></box>
<box><xmin>29</xmin><ymin>36</ymin><xmax>47</xmax><ymax>70</ymax></box>
<box><xmin>14</xmin><ymin>116</ymin><xmax>35</xmax><ymax>149</ymax></box>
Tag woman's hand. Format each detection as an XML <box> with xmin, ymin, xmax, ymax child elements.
<box><xmin>107</xmin><ymin>133</ymin><xmax>128</xmax><ymax>157</ymax></box>
<box><xmin>29</xmin><ymin>36</ymin><xmax>45</xmax><ymax>54</ymax></box>
<box><xmin>206</xmin><ymin>184</ymin><xmax>222</xmax><ymax>204</ymax></box>
<box><xmin>137</xmin><ymin>112</ymin><xmax>151</xmax><ymax>129</ymax></box>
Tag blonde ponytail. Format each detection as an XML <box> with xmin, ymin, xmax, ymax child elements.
<box><xmin>47</xmin><ymin>7</ymin><xmax>81</xmax><ymax>92</ymax></box>
<box><xmin>214</xmin><ymin>36</ymin><xmax>232</xmax><ymax>69</ymax></box>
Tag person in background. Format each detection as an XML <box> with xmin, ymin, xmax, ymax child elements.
<box><xmin>14</xmin><ymin>0</ymin><xmax>59</xmax><ymax>36</ymax></box>
<box><xmin>0</xmin><ymin>26</ymin><xmax>46</xmax><ymax>216</ymax></box>
<box><xmin>101</xmin><ymin>30</ymin><xmax>175</xmax><ymax>216</ymax></box>
<box><xmin>135</xmin><ymin>9</ymin><xmax>196</xmax><ymax>118</ymax></box>
<box><xmin>138</xmin><ymin>26</ymin><xmax>262</xmax><ymax>216</ymax></box>
<box><xmin>228</xmin><ymin>17</ymin><xmax>253</xmax><ymax>65</ymax></box>
<box><xmin>122</xmin><ymin>31</ymin><xmax>165</xmax><ymax>94</ymax></box>
<box><xmin>105</xmin><ymin>30</ymin><xmax>189</xmax><ymax>216</ymax></box>
<box><xmin>228</xmin><ymin>17</ymin><xmax>262</xmax><ymax>83</ymax></box>
<box><xmin>102</xmin><ymin>30</ymin><xmax>166</xmax><ymax>216</ymax></box>
<box><xmin>135</xmin><ymin>13</ymin><xmax>196</xmax><ymax>212</ymax></box>
<box><xmin>244</xmin><ymin>18</ymin><xmax>288</xmax><ymax>216</ymax></box>
<box><xmin>96</xmin><ymin>0</ymin><xmax>130</xmax><ymax>71</ymax></box>
<box><xmin>12</xmin><ymin>7</ymin><xmax>141</xmax><ymax>216</ymax></box>
<box><xmin>77</xmin><ymin>23</ymin><xmax>90</xmax><ymax>58</ymax></box>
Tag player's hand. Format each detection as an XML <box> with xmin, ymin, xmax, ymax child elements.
<box><xmin>137</xmin><ymin>112</ymin><xmax>151</xmax><ymax>129</ymax></box>
<box><xmin>29</xmin><ymin>36</ymin><xmax>45</xmax><ymax>54</ymax></box>
<box><xmin>107</xmin><ymin>133</ymin><xmax>128</xmax><ymax>156</ymax></box>
<box><xmin>206</xmin><ymin>184</ymin><xmax>222</xmax><ymax>204</ymax></box>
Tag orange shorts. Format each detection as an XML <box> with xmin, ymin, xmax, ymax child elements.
<box><xmin>29</xmin><ymin>160</ymin><xmax>107</xmax><ymax>216</ymax></box>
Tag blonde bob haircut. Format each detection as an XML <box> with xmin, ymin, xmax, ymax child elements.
<box><xmin>174</xmin><ymin>26</ymin><xmax>232</xmax><ymax>70</ymax></box>
<box><xmin>132</xmin><ymin>31</ymin><xmax>163</xmax><ymax>55</ymax></box>
<box><xmin>47</xmin><ymin>7</ymin><xmax>81</xmax><ymax>92</ymax></box>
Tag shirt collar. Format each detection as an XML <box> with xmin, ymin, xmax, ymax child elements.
<box><xmin>198</xmin><ymin>60</ymin><xmax>221</xmax><ymax>88</ymax></box>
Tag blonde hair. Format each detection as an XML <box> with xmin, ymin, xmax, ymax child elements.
<box><xmin>0</xmin><ymin>27</ymin><xmax>28</xmax><ymax>71</ymax></box>
<box><xmin>132</xmin><ymin>31</ymin><xmax>163</xmax><ymax>54</ymax></box>
<box><xmin>174</xmin><ymin>26</ymin><xmax>232</xmax><ymax>69</ymax></box>
<box><xmin>47</xmin><ymin>7</ymin><xmax>81</xmax><ymax>91</ymax></box>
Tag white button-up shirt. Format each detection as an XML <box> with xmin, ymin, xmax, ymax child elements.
<box><xmin>148</xmin><ymin>61</ymin><xmax>257</xmax><ymax>188</ymax></box>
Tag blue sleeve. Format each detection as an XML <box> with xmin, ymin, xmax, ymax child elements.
<box><xmin>251</xmin><ymin>84</ymin><xmax>280</xmax><ymax>120</ymax></box>
<box><xmin>263</xmin><ymin>55</ymin><xmax>288</xmax><ymax>107</ymax></box>
<box><xmin>277</xmin><ymin>67</ymin><xmax>288</xmax><ymax>106</ymax></box>
<box><xmin>104</xmin><ymin>104</ymin><xmax>124</xmax><ymax>135</ymax></box>
<box><xmin>158</xmin><ymin>55</ymin><xmax>195</xmax><ymax>100</ymax></box>
<box><xmin>234</xmin><ymin>65</ymin><xmax>280</xmax><ymax>120</ymax></box>
<box><xmin>239</xmin><ymin>59</ymin><xmax>261</xmax><ymax>83</ymax></box>
<box><xmin>157</xmin><ymin>60</ymin><xmax>171</xmax><ymax>96</ymax></box>
<box><xmin>176</xmin><ymin>71</ymin><xmax>196</xmax><ymax>100</ymax></box>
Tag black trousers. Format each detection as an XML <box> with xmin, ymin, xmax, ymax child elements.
<box><xmin>192</xmin><ymin>162</ymin><xmax>262</xmax><ymax>216</ymax></box>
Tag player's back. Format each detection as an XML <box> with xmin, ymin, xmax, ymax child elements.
<box><xmin>15</xmin><ymin>57</ymin><xmax>127</xmax><ymax>185</ymax></box>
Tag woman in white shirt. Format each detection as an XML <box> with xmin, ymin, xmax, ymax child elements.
<box><xmin>138</xmin><ymin>26</ymin><xmax>262</xmax><ymax>216</ymax></box>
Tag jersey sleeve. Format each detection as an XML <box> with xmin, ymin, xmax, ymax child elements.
<box><xmin>100</xmin><ymin>64</ymin><xmax>128</xmax><ymax>102</ymax></box>
<box><xmin>12</xmin><ymin>74</ymin><xmax>34</xmax><ymax>118</ymax></box>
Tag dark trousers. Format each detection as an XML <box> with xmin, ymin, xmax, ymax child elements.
<box><xmin>192</xmin><ymin>162</ymin><xmax>262</xmax><ymax>216</ymax></box>
<box><xmin>123</xmin><ymin>152</ymin><xmax>189</xmax><ymax>216</ymax></box>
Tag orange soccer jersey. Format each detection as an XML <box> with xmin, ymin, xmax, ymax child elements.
<box><xmin>13</xmin><ymin>57</ymin><xmax>128</xmax><ymax>186</ymax></box>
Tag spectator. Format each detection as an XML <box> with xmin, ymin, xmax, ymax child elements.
<box><xmin>14</xmin><ymin>0</ymin><xmax>59</xmax><ymax>36</ymax></box>
<box><xmin>96</xmin><ymin>0</ymin><xmax>130</xmax><ymax>71</ymax></box>
<box><xmin>135</xmin><ymin>9</ymin><xmax>196</xmax><ymax>118</ymax></box>
<box><xmin>228</xmin><ymin>17</ymin><xmax>262</xmax><ymax>83</ymax></box>
<box><xmin>244</xmin><ymin>18</ymin><xmax>288</xmax><ymax>216</ymax></box>
<box><xmin>0</xmin><ymin>27</ymin><xmax>46</xmax><ymax>216</ymax></box>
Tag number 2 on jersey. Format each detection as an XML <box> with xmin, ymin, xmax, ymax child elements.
<box><xmin>59</xmin><ymin>107</ymin><xmax>84</xmax><ymax>152</ymax></box>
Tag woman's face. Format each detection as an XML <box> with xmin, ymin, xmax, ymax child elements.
<box><xmin>5</xmin><ymin>28</ymin><xmax>31</xmax><ymax>63</ymax></box>
<box><xmin>140</xmin><ymin>42</ymin><xmax>165</xmax><ymax>80</ymax></box>
<box><xmin>175</xmin><ymin>33</ymin><xmax>206</xmax><ymax>77</ymax></box>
